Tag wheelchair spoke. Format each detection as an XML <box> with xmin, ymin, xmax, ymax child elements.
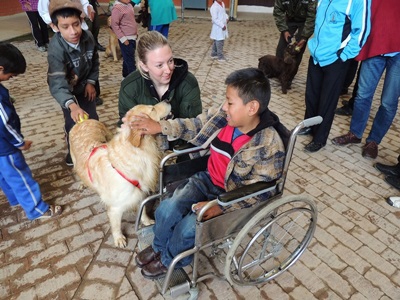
<box><xmin>225</xmin><ymin>195</ymin><xmax>318</xmax><ymax>286</ymax></box>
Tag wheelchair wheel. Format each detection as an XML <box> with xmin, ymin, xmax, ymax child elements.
<box><xmin>224</xmin><ymin>194</ymin><xmax>317</xmax><ymax>286</ymax></box>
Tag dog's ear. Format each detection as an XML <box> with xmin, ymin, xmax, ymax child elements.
<box><xmin>128</xmin><ymin>128</ymin><xmax>142</xmax><ymax>147</ymax></box>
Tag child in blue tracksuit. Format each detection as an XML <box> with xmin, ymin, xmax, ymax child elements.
<box><xmin>0</xmin><ymin>43</ymin><xmax>62</xmax><ymax>220</ymax></box>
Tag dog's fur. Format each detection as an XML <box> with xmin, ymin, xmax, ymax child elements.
<box><xmin>105</xmin><ymin>16</ymin><xmax>121</xmax><ymax>62</ymax></box>
<box><xmin>69</xmin><ymin>102</ymin><xmax>171</xmax><ymax>247</ymax></box>
<box><xmin>258</xmin><ymin>42</ymin><xmax>300</xmax><ymax>94</ymax></box>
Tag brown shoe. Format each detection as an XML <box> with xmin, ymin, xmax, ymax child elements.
<box><xmin>332</xmin><ymin>132</ymin><xmax>361</xmax><ymax>145</ymax></box>
<box><xmin>141</xmin><ymin>257</ymin><xmax>168</xmax><ymax>279</ymax></box>
<box><xmin>362</xmin><ymin>141</ymin><xmax>378</xmax><ymax>159</ymax></box>
<box><xmin>135</xmin><ymin>246</ymin><xmax>159</xmax><ymax>268</ymax></box>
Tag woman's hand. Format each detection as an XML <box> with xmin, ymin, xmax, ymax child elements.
<box><xmin>127</xmin><ymin>113</ymin><xmax>162</xmax><ymax>135</ymax></box>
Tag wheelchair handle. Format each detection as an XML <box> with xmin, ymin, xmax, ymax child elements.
<box><xmin>302</xmin><ymin>116</ymin><xmax>323</xmax><ymax>128</ymax></box>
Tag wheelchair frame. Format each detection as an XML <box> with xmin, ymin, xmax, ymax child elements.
<box><xmin>134</xmin><ymin>116</ymin><xmax>322</xmax><ymax>298</ymax></box>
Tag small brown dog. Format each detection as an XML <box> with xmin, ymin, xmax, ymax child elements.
<box><xmin>258</xmin><ymin>42</ymin><xmax>300</xmax><ymax>94</ymax></box>
<box><xmin>105</xmin><ymin>16</ymin><xmax>121</xmax><ymax>62</ymax></box>
<box><xmin>69</xmin><ymin>102</ymin><xmax>171</xmax><ymax>247</ymax></box>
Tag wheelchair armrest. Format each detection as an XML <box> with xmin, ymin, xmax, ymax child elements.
<box><xmin>173</xmin><ymin>143</ymin><xmax>196</xmax><ymax>152</ymax></box>
<box><xmin>217</xmin><ymin>180</ymin><xmax>277</xmax><ymax>207</ymax></box>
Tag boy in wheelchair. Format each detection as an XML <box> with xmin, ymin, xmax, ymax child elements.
<box><xmin>129</xmin><ymin>67</ymin><xmax>287</xmax><ymax>279</ymax></box>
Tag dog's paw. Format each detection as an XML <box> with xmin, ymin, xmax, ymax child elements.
<box><xmin>114</xmin><ymin>235</ymin><xmax>127</xmax><ymax>248</ymax></box>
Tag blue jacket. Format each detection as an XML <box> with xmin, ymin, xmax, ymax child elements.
<box><xmin>308</xmin><ymin>0</ymin><xmax>370</xmax><ymax>67</ymax></box>
<box><xmin>0</xmin><ymin>84</ymin><xmax>24</xmax><ymax>156</ymax></box>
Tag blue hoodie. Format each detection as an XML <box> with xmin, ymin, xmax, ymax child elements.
<box><xmin>308</xmin><ymin>0</ymin><xmax>371</xmax><ymax>67</ymax></box>
<box><xmin>0</xmin><ymin>84</ymin><xmax>24</xmax><ymax>156</ymax></box>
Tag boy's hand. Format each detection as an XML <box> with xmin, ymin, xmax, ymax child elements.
<box><xmin>124</xmin><ymin>40</ymin><xmax>129</xmax><ymax>46</ymax></box>
<box><xmin>84</xmin><ymin>83</ymin><xmax>97</xmax><ymax>101</ymax></box>
<box><xmin>127</xmin><ymin>113</ymin><xmax>162</xmax><ymax>135</ymax></box>
<box><xmin>68</xmin><ymin>103</ymin><xmax>89</xmax><ymax>123</ymax></box>
<box><xmin>192</xmin><ymin>201</ymin><xmax>223</xmax><ymax>221</ymax></box>
<box><xmin>19</xmin><ymin>140</ymin><xmax>32</xmax><ymax>151</ymax></box>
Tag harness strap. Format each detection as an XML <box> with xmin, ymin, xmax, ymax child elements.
<box><xmin>87</xmin><ymin>145</ymin><xmax>141</xmax><ymax>189</ymax></box>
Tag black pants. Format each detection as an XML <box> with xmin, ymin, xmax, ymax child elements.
<box><xmin>276</xmin><ymin>21</ymin><xmax>307</xmax><ymax>79</ymax></box>
<box><xmin>25</xmin><ymin>11</ymin><xmax>49</xmax><ymax>47</ymax></box>
<box><xmin>62</xmin><ymin>92</ymin><xmax>99</xmax><ymax>152</ymax></box>
<box><xmin>87</xmin><ymin>0</ymin><xmax>100</xmax><ymax>43</ymax></box>
<box><xmin>304</xmin><ymin>57</ymin><xmax>351</xmax><ymax>144</ymax></box>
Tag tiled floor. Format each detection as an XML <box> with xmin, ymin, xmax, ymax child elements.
<box><xmin>0</xmin><ymin>9</ymin><xmax>399</xmax><ymax>300</ymax></box>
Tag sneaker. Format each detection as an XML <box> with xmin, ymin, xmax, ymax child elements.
<box><xmin>210</xmin><ymin>55</ymin><xmax>218</xmax><ymax>59</ymax></box>
<box><xmin>335</xmin><ymin>104</ymin><xmax>353</xmax><ymax>116</ymax></box>
<box><xmin>37</xmin><ymin>205</ymin><xmax>63</xmax><ymax>219</ymax></box>
<box><xmin>374</xmin><ymin>162</ymin><xmax>400</xmax><ymax>177</ymax></box>
<box><xmin>386</xmin><ymin>196</ymin><xmax>400</xmax><ymax>208</ymax></box>
<box><xmin>37</xmin><ymin>46</ymin><xmax>47</xmax><ymax>52</ymax></box>
<box><xmin>304</xmin><ymin>141</ymin><xmax>326</xmax><ymax>153</ymax></box>
<box><xmin>362</xmin><ymin>141</ymin><xmax>378</xmax><ymax>159</ymax></box>
<box><xmin>331</xmin><ymin>132</ymin><xmax>361</xmax><ymax>146</ymax></box>
<box><xmin>298</xmin><ymin>127</ymin><xmax>312</xmax><ymax>136</ymax></box>
<box><xmin>218</xmin><ymin>57</ymin><xmax>228</xmax><ymax>62</ymax></box>
<box><xmin>65</xmin><ymin>153</ymin><xmax>74</xmax><ymax>167</ymax></box>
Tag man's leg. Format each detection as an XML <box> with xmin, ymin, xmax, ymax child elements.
<box><xmin>349</xmin><ymin>57</ymin><xmax>387</xmax><ymax>139</ymax></box>
<box><xmin>367</xmin><ymin>53</ymin><xmax>400</xmax><ymax>144</ymax></box>
<box><xmin>311</xmin><ymin>59</ymin><xmax>349</xmax><ymax>145</ymax></box>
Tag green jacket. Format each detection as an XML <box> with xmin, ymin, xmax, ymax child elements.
<box><xmin>273</xmin><ymin>0</ymin><xmax>316</xmax><ymax>39</ymax></box>
<box><xmin>118</xmin><ymin>58</ymin><xmax>202</xmax><ymax>125</ymax></box>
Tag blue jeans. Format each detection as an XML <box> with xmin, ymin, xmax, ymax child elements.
<box><xmin>152</xmin><ymin>171</ymin><xmax>224</xmax><ymax>268</ymax></box>
<box><xmin>350</xmin><ymin>53</ymin><xmax>400</xmax><ymax>144</ymax></box>
<box><xmin>119</xmin><ymin>39</ymin><xmax>136</xmax><ymax>78</ymax></box>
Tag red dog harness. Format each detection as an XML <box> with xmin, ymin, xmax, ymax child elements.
<box><xmin>87</xmin><ymin>145</ymin><xmax>141</xmax><ymax>189</ymax></box>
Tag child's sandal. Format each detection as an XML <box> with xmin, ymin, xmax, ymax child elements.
<box><xmin>37</xmin><ymin>205</ymin><xmax>63</xmax><ymax>219</ymax></box>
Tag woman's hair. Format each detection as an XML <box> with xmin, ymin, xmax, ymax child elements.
<box><xmin>136</xmin><ymin>31</ymin><xmax>171</xmax><ymax>79</ymax></box>
<box><xmin>225</xmin><ymin>68</ymin><xmax>271</xmax><ymax>115</ymax></box>
<box><xmin>0</xmin><ymin>43</ymin><xmax>26</xmax><ymax>75</ymax></box>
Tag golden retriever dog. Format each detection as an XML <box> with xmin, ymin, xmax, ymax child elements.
<box><xmin>69</xmin><ymin>102</ymin><xmax>171</xmax><ymax>247</ymax></box>
<box><xmin>105</xmin><ymin>16</ymin><xmax>121</xmax><ymax>62</ymax></box>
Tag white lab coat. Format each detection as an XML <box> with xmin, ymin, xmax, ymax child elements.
<box><xmin>210</xmin><ymin>1</ymin><xmax>229</xmax><ymax>41</ymax></box>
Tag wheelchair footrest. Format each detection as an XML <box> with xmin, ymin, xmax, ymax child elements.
<box><xmin>137</xmin><ymin>225</ymin><xmax>154</xmax><ymax>251</ymax></box>
<box><xmin>155</xmin><ymin>268</ymin><xmax>191</xmax><ymax>298</ymax></box>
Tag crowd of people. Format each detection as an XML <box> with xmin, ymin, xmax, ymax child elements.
<box><xmin>1</xmin><ymin>0</ymin><xmax>400</xmax><ymax>283</ymax></box>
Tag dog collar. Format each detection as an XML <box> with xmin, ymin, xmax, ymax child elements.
<box><xmin>87</xmin><ymin>145</ymin><xmax>141</xmax><ymax>189</ymax></box>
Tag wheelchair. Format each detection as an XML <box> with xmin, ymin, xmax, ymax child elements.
<box><xmin>134</xmin><ymin>116</ymin><xmax>322</xmax><ymax>299</ymax></box>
